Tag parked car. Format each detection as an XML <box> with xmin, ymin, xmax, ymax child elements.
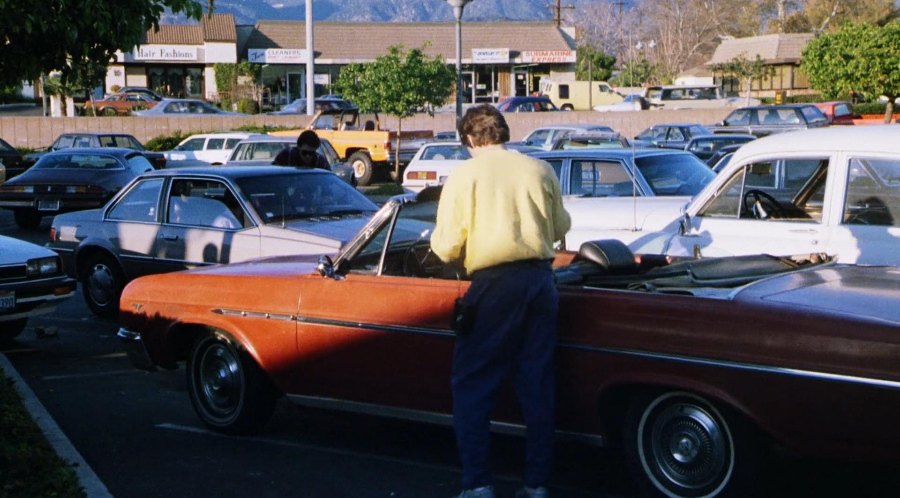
<box><xmin>517</xmin><ymin>124</ymin><xmax>616</xmax><ymax>151</ymax></box>
<box><xmin>494</xmin><ymin>95</ymin><xmax>559</xmax><ymax>112</ymax></box>
<box><xmin>401</xmin><ymin>142</ymin><xmax>471</xmax><ymax>193</ymax></box>
<box><xmin>0</xmin><ymin>137</ymin><xmax>26</xmax><ymax>179</ymax></box>
<box><xmin>643</xmin><ymin>84</ymin><xmax>759</xmax><ymax>109</ymax></box>
<box><xmin>107</xmin><ymin>86</ymin><xmax>164</xmax><ymax>102</ymax></box>
<box><xmin>708</xmin><ymin>143</ymin><xmax>744</xmax><ymax>172</ymax></box>
<box><xmin>814</xmin><ymin>101</ymin><xmax>860</xmax><ymax>125</ymax></box>
<box><xmin>225</xmin><ymin>135</ymin><xmax>356</xmax><ymax>186</ymax></box>
<box><xmin>683</xmin><ymin>134</ymin><xmax>756</xmax><ymax>164</ymax></box>
<box><xmin>638</xmin><ymin>126</ymin><xmax>900</xmax><ymax>265</ymax></box>
<box><xmin>164</xmin><ymin>132</ymin><xmax>261</xmax><ymax>165</ymax></box>
<box><xmin>706</xmin><ymin>104</ymin><xmax>829</xmax><ymax>137</ymax></box>
<box><xmin>0</xmin><ymin>148</ymin><xmax>156</xmax><ymax>229</ymax></box>
<box><xmin>549</xmin><ymin>131</ymin><xmax>630</xmax><ymax>150</ymax></box>
<box><xmin>633</xmin><ymin>123</ymin><xmax>713</xmax><ymax>149</ymax></box>
<box><xmin>118</xmin><ymin>190</ymin><xmax>900</xmax><ymax>498</ymax></box>
<box><xmin>132</xmin><ymin>98</ymin><xmax>245</xmax><ymax>116</ymax></box>
<box><xmin>269</xmin><ymin>97</ymin><xmax>357</xmax><ymax>115</ymax></box>
<box><xmin>530</xmin><ymin>148</ymin><xmax>716</xmax><ymax>249</ymax></box>
<box><xmin>83</xmin><ymin>92</ymin><xmax>159</xmax><ymax>116</ymax></box>
<box><xmin>592</xmin><ymin>93</ymin><xmax>651</xmax><ymax>112</ymax></box>
<box><xmin>0</xmin><ymin>235</ymin><xmax>76</xmax><ymax>341</ymax></box>
<box><xmin>48</xmin><ymin>166</ymin><xmax>378</xmax><ymax>317</ymax></box>
<box><xmin>24</xmin><ymin>133</ymin><xmax>166</xmax><ymax>169</ymax></box>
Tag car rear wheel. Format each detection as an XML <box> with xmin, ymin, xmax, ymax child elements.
<box><xmin>80</xmin><ymin>253</ymin><xmax>124</xmax><ymax>318</ymax></box>
<box><xmin>349</xmin><ymin>151</ymin><xmax>374</xmax><ymax>186</ymax></box>
<box><xmin>0</xmin><ymin>319</ymin><xmax>28</xmax><ymax>342</ymax></box>
<box><xmin>187</xmin><ymin>333</ymin><xmax>279</xmax><ymax>435</ymax></box>
<box><xmin>101</xmin><ymin>107</ymin><xmax>118</xmax><ymax>116</ymax></box>
<box><xmin>13</xmin><ymin>209</ymin><xmax>42</xmax><ymax>230</ymax></box>
<box><xmin>623</xmin><ymin>391</ymin><xmax>761</xmax><ymax>498</ymax></box>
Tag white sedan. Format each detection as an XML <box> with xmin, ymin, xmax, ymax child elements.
<box><xmin>401</xmin><ymin>142</ymin><xmax>471</xmax><ymax>193</ymax></box>
<box><xmin>163</xmin><ymin>132</ymin><xmax>261</xmax><ymax>165</ymax></box>
<box><xmin>645</xmin><ymin>126</ymin><xmax>900</xmax><ymax>265</ymax></box>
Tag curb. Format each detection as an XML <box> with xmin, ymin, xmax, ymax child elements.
<box><xmin>0</xmin><ymin>353</ymin><xmax>115</xmax><ymax>498</ymax></box>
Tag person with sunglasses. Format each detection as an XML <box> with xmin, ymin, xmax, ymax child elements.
<box><xmin>273</xmin><ymin>129</ymin><xmax>331</xmax><ymax>170</ymax></box>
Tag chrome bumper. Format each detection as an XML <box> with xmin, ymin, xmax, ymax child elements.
<box><xmin>117</xmin><ymin>327</ymin><xmax>156</xmax><ymax>371</ymax></box>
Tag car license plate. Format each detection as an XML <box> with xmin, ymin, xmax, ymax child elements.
<box><xmin>38</xmin><ymin>199</ymin><xmax>60</xmax><ymax>211</ymax></box>
<box><xmin>0</xmin><ymin>291</ymin><xmax>14</xmax><ymax>312</ymax></box>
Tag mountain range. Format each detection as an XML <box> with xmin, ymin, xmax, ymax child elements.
<box><xmin>167</xmin><ymin>0</ymin><xmax>599</xmax><ymax>24</ymax></box>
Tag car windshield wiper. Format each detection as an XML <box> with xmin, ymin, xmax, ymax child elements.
<box><xmin>322</xmin><ymin>209</ymin><xmax>367</xmax><ymax>216</ymax></box>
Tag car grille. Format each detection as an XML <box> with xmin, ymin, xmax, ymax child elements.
<box><xmin>0</xmin><ymin>264</ymin><xmax>27</xmax><ymax>281</ymax></box>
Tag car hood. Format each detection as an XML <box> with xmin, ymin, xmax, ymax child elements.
<box><xmin>260</xmin><ymin>215</ymin><xmax>373</xmax><ymax>244</ymax></box>
<box><xmin>0</xmin><ymin>234</ymin><xmax>56</xmax><ymax>265</ymax></box>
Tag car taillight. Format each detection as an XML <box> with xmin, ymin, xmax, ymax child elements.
<box><xmin>407</xmin><ymin>171</ymin><xmax>437</xmax><ymax>180</ymax></box>
<box><xmin>49</xmin><ymin>226</ymin><xmax>57</xmax><ymax>241</ymax></box>
<box><xmin>384</xmin><ymin>141</ymin><xmax>392</xmax><ymax>151</ymax></box>
<box><xmin>65</xmin><ymin>185</ymin><xmax>105</xmax><ymax>194</ymax></box>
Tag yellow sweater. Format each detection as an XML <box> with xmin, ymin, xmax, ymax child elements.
<box><xmin>431</xmin><ymin>144</ymin><xmax>571</xmax><ymax>274</ymax></box>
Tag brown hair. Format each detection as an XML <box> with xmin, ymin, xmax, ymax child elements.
<box><xmin>456</xmin><ymin>104</ymin><xmax>510</xmax><ymax>147</ymax></box>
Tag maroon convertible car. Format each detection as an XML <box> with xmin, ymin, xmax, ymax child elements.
<box><xmin>118</xmin><ymin>190</ymin><xmax>900</xmax><ymax>498</ymax></box>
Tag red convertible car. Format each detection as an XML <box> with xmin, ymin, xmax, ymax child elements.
<box><xmin>118</xmin><ymin>190</ymin><xmax>900</xmax><ymax>498</ymax></box>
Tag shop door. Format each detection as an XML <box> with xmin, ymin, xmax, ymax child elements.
<box><xmin>286</xmin><ymin>72</ymin><xmax>304</xmax><ymax>101</ymax></box>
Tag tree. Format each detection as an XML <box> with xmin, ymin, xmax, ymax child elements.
<box><xmin>0</xmin><ymin>0</ymin><xmax>204</xmax><ymax>88</ymax></box>
<box><xmin>710</xmin><ymin>53</ymin><xmax>776</xmax><ymax>105</ymax></box>
<box><xmin>802</xmin><ymin>22</ymin><xmax>900</xmax><ymax>122</ymax></box>
<box><xmin>575</xmin><ymin>46</ymin><xmax>616</xmax><ymax>82</ymax></box>
<box><xmin>334</xmin><ymin>45</ymin><xmax>454</xmax><ymax>179</ymax></box>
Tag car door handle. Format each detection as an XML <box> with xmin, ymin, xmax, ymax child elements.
<box><xmin>162</xmin><ymin>234</ymin><xmax>180</xmax><ymax>241</ymax></box>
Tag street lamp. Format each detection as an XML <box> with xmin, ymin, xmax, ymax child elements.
<box><xmin>447</xmin><ymin>0</ymin><xmax>472</xmax><ymax>121</ymax></box>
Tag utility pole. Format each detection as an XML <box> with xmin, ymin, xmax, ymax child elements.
<box><xmin>547</xmin><ymin>0</ymin><xmax>574</xmax><ymax>27</ymax></box>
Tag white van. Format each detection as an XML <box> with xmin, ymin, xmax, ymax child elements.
<box><xmin>539</xmin><ymin>79</ymin><xmax>624</xmax><ymax>111</ymax></box>
<box><xmin>644</xmin><ymin>85</ymin><xmax>755</xmax><ymax>110</ymax></box>
<box><xmin>163</xmin><ymin>132</ymin><xmax>261</xmax><ymax>165</ymax></box>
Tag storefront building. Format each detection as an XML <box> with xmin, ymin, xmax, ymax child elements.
<box><xmin>106</xmin><ymin>14</ymin><xmax>238</xmax><ymax>99</ymax></box>
<box><xmin>242</xmin><ymin>21</ymin><xmax>577</xmax><ymax>110</ymax></box>
<box><xmin>105</xmin><ymin>17</ymin><xmax>577</xmax><ymax>109</ymax></box>
<box><xmin>707</xmin><ymin>33</ymin><xmax>815</xmax><ymax>99</ymax></box>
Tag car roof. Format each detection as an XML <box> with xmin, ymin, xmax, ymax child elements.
<box><xmin>531</xmin><ymin>147</ymin><xmax>696</xmax><ymax>160</ymax></box>
<box><xmin>182</xmin><ymin>132</ymin><xmax>260</xmax><ymax>140</ymax></box>
<box><xmin>729</xmin><ymin>125</ymin><xmax>900</xmax><ymax>162</ymax></box>
<box><xmin>531</xmin><ymin>123</ymin><xmax>613</xmax><ymax>131</ymax></box>
<box><xmin>58</xmin><ymin>132</ymin><xmax>137</xmax><ymax>138</ymax></box>
<box><xmin>686</xmin><ymin>134</ymin><xmax>756</xmax><ymax>142</ymax></box>
<box><xmin>138</xmin><ymin>165</ymin><xmax>331</xmax><ymax>179</ymax></box>
<box><xmin>645</xmin><ymin>123</ymin><xmax>707</xmax><ymax>128</ymax></box>
<box><xmin>235</xmin><ymin>136</ymin><xmax>296</xmax><ymax>144</ymax></box>
<box><xmin>736</xmin><ymin>104</ymin><xmax>815</xmax><ymax>110</ymax></box>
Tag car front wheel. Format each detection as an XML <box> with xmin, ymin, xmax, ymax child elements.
<box><xmin>80</xmin><ymin>253</ymin><xmax>124</xmax><ymax>318</ymax></box>
<box><xmin>187</xmin><ymin>333</ymin><xmax>279</xmax><ymax>435</ymax></box>
<box><xmin>623</xmin><ymin>391</ymin><xmax>760</xmax><ymax>498</ymax></box>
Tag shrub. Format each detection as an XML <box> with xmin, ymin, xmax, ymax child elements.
<box><xmin>236</xmin><ymin>98</ymin><xmax>259</xmax><ymax>114</ymax></box>
<box><xmin>144</xmin><ymin>130</ymin><xmax>191</xmax><ymax>151</ymax></box>
<box><xmin>854</xmin><ymin>102</ymin><xmax>888</xmax><ymax>115</ymax></box>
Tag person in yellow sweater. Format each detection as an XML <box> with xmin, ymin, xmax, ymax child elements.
<box><xmin>431</xmin><ymin>104</ymin><xmax>571</xmax><ymax>498</ymax></box>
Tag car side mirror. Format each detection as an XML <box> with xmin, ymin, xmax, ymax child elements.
<box><xmin>317</xmin><ymin>255</ymin><xmax>339</xmax><ymax>279</ymax></box>
<box><xmin>679</xmin><ymin>211</ymin><xmax>692</xmax><ymax>235</ymax></box>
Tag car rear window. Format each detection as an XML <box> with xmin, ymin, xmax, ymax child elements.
<box><xmin>37</xmin><ymin>153</ymin><xmax>123</xmax><ymax>170</ymax></box>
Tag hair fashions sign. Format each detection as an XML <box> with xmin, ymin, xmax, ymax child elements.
<box><xmin>134</xmin><ymin>45</ymin><xmax>198</xmax><ymax>61</ymax></box>
<box><xmin>248</xmin><ymin>49</ymin><xmax>309</xmax><ymax>64</ymax></box>
<box><xmin>472</xmin><ymin>48</ymin><xmax>510</xmax><ymax>64</ymax></box>
<box><xmin>520</xmin><ymin>50</ymin><xmax>576</xmax><ymax>63</ymax></box>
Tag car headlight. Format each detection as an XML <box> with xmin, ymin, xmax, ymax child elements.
<box><xmin>26</xmin><ymin>256</ymin><xmax>60</xmax><ymax>277</ymax></box>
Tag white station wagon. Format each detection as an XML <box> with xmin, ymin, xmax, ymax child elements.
<box><xmin>163</xmin><ymin>132</ymin><xmax>261</xmax><ymax>165</ymax></box>
<box><xmin>636</xmin><ymin>126</ymin><xmax>900</xmax><ymax>265</ymax></box>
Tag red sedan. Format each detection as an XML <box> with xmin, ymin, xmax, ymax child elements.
<box><xmin>118</xmin><ymin>190</ymin><xmax>900</xmax><ymax>498</ymax></box>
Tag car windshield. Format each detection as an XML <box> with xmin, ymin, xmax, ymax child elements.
<box><xmin>36</xmin><ymin>153</ymin><xmax>122</xmax><ymax>170</ymax></box>
<box><xmin>635</xmin><ymin>154</ymin><xmax>716</xmax><ymax>196</ymax></box>
<box><xmin>237</xmin><ymin>173</ymin><xmax>377</xmax><ymax>223</ymax></box>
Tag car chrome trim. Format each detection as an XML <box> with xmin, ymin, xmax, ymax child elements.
<box><xmin>577</xmin><ymin>345</ymin><xmax>900</xmax><ymax>390</ymax></box>
<box><xmin>211</xmin><ymin>308</ymin><xmax>454</xmax><ymax>337</ymax></box>
<box><xmin>286</xmin><ymin>394</ymin><xmax>605</xmax><ymax>446</ymax></box>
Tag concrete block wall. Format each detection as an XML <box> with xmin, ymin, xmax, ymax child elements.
<box><xmin>0</xmin><ymin>109</ymin><xmax>735</xmax><ymax>150</ymax></box>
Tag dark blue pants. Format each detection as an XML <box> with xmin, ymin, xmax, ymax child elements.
<box><xmin>452</xmin><ymin>260</ymin><xmax>557</xmax><ymax>490</ymax></box>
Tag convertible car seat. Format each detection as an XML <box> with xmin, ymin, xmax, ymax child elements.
<box><xmin>554</xmin><ymin>239</ymin><xmax>638</xmax><ymax>285</ymax></box>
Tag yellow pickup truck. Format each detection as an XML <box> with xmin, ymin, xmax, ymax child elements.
<box><xmin>271</xmin><ymin>109</ymin><xmax>433</xmax><ymax>185</ymax></box>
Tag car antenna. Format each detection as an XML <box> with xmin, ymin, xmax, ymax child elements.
<box><xmin>631</xmin><ymin>139</ymin><xmax>638</xmax><ymax>232</ymax></box>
